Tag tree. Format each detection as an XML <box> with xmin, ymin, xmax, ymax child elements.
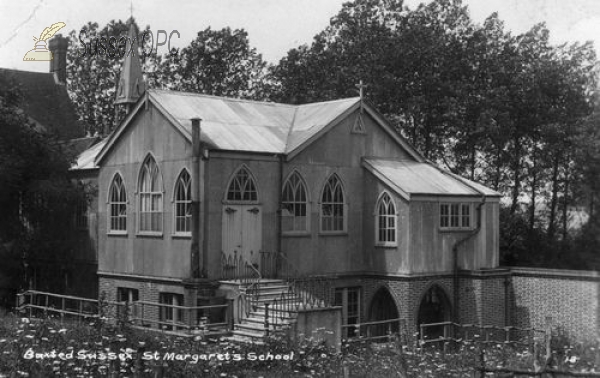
<box><xmin>0</xmin><ymin>73</ymin><xmax>85</xmax><ymax>304</ymax></box>
<box><xmin>67</xmin><ymin>18</ymin><xmax>160</xmax><ymax>136</ymax></box>
<box><xmin>152</xmin><ymin>27</ymin><xmax>270</xmax><ymax>100</ymax></box>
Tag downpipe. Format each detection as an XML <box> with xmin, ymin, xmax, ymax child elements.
<box><xmin>452</xmin><ymin>195</ymin><xmax>486</xmax><ymax>323</ymax></box>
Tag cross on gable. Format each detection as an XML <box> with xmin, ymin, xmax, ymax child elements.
<box><xmin>355</xmin><ymin>80</ymin><xmax>369</xmax><ymax>102</ymax></box>
<box><xmin>352</xmin><ymin>80</ymin><xmax>368</xmax><ymax>134</ymax></box>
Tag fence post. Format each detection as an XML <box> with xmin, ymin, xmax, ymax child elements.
<box><xmin>227</xmin><ymin>299</ymin><xmax>234</xmax><ymax>331</ymax></box>
<box><xmin>264</xmin><ymin>303</ymin><xmax>270</xmax><ymax>338</ymax></box>
<box><xmin>478</xmin><ymin>347</ymin><xmax>485</xmax><ymax>378</ymax></box>
<box><xmin>544</xmin><ymin>316</ymin><xmax>552</xmax><ymax>365</ymax></box>
<box><xmin>419</xmin><ymin>324</ymin><xmax>425</xmax><ymax>353</ymax></box>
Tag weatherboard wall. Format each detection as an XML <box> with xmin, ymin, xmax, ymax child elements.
<box><xmin>407</xmin><ymin>200</ymin><xmax>499</xmax><ymax>273</ymax></box>
<box><xmin>281</xmin><ymin>109</ymin><xmax>412</xmax><ymax>275</ymax></box>
<box><xmin>97</xmin><ymin>103</ymin><xmax>193</xmax><ymax>279</ymax></box>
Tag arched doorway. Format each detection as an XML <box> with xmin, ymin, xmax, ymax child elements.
<box><xmin>417</xmin><ymin>285</ymin><xmax>452</xmax><ymax>340</ymax></box>
<box><xmin>368</xmin><ymin>287</ymin><xmax>399</xmax><ymax>338</ymax></box>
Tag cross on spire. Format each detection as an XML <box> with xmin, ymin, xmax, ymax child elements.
<box><xmin>130</xmin><ymin>0</ymin><xmax>133</xmax><ymax>18</ymax></box>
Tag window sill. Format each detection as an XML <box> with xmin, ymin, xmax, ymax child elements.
<box><xmin>172</xmin><ymin>233</ymin><xmax>192</xmax><ymax>239</ymax></box>
<box><xmin>319</xmin><ymin>231</ymin><xmax>348</xmax><ymax>236</ymax></box>
<box><xmin>439</xmin><ymin>228</ymin><xmax>474</xmax><ymax>233</ymax></box>
<box><xmin>107</xmin><ymin>231</ymin><xmax>128</xmax><ymax>237</ymax></box>
<box><xmin>282</xmin><ymin>231</ymin><xmax>311</xmax><ymax>238</ymax></box>
<box><xmin>375</xmin><ymin>243</ymin><xmax>397</xmax><ymax>248</ymax></box>
<box><xmin>137</xmin><ymin>232</ymin><xmax>164</xmax><ymax>238</ymax></box>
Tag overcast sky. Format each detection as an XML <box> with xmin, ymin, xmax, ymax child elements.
<box><xmin>1</xmin><ymin>0</ymin><xmax>600</xmax><ymax>72</ymax></box>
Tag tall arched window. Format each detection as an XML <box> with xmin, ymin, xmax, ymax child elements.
<box><xmin>139</xmin><ymin>155</ymin><xmax>163</xmax><ymax>233</ymax></box>
<box><xmin>282</xmin><ymin>171</ymin><xmax>309</xmax><ymax>233</ymax></box>
<box><xmin>108</xmin><ymin>174</ymin><xmax>127</xmax><ymax>232</ymax></box>
<box><xmin>226</xmin><ymin>166</ymin><xmax>258</xmax><ymax>202</ymax></box>
<box><xmin>376</xmin><ymin>192</ymin><xmax>396</xmax><ymax>246</ymax></box>
<box><xmin>321</xmin><ymin>174</ymin><xmax>346</xmax><ymax>232</ymax></box>
<box><xmin>174</xmin><ymin>169</ymin><xmax>192</xmax><ymax>234</ymax></box>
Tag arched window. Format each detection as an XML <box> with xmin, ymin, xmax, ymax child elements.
<box><xmin>226</xmin><ymin>166</ymin><xmax>258</xmax><ymax>202</ymax></box>
<box><xmin>282</xmin><ymin>171</ymin><xmax>309</xmax><ymax>233</ymax></box>
<box><xmin>174</xmin><ymin>169</ymin><xmax>192</xmax><ymax>234</ymax></box>
<box><xmin>321</xmin><ymin>174</ymin><xmax>346</xmax><ymax>232</ymax></box>
<box><xmin>376</xmin><ymin>192</ymin><xmax>396</xmax><ymax>245</ymax></box>
<box><xmin>139</xmin><ymin>155</ymin><xmax>163</xmax><ymax>233</ymax></box>
<box><xmin>108</xmin><ymin>174</ymin><xmax>127</xmax><ymax>232</ymax></box>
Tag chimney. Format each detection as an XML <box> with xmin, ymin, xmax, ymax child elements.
<box><xmin>48</xmin><ymin>34</ymin><xmax>68</xmax><ymax>84</ymax></box>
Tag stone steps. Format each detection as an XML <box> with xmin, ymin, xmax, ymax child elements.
<box><xmin>230</xmin><ymin>278</ymin><xmax>301</xmax><ymax>343</ymax></box>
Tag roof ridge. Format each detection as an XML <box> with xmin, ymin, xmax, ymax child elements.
<box><xmin>149</xmin><ymin>89</ymin><xmax>297</xmax><ymax>108</ymax></box>
<box><xmin>149</xmin><ymin>89</ymin><xmax>360</xmax><ymax>109</ymax></box>
<box><xmin>0</xmin><ymin>67</ymin><xmax>53</xmax><ymax>76</ymax></box>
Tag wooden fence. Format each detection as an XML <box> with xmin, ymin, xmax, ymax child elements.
<box><xmin>16</xmin><ymin>290</ymin><xmax>231</xmax><ymax>337</ymax></box>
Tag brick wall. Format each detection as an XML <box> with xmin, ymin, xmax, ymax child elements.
<box><xmin>509</xmin><ymin>268</ymin><xmax>600</xmax><ymax>342</ymax></box>
<box><xmin>99</xmin><ymin>275</ymin><xmax>186</xmax><ymax>327</ymax></box>
<box><xmin>459</xmin><ymin>271</ymin><xmax>508</xmax><ymax>327</ymax></box>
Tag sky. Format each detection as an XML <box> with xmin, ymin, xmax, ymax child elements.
<box><xmin>1</xmin><ymin>0</ymin><xmax>600</xmax><ymax>72</ymax></box>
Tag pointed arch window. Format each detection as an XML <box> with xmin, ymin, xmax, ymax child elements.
<box><xmin>108</xmin><ymin>174</ymin><xmax>127</xmax><ymax>232</ymax></box>
<box><xmin>174</xmin><ymin>170</ymin><xmax>192</xmax><ymax>234</ymax></box>
<box><xmin>321</xmin><ymin>174</ymin><xmax>346</xmax><ymax>233</ymax></box>
<box><xmin>282</xmin><ymin>171</ymin><xmax>309</xmax><ymax>233</ymax></box>
<box><xmin>226</xmin><ymin>166</ymin><xmax>258</xmax><ymax>202</ymax></box>
<box><xmin>376</xmin><ymin>192</ymin><xmax>396</xmax><ymax>246</ymax></box>
<box><xmin>139</xmin><ymin>155</ymin><xmax>163</xmax><ymax>233</ymax></box>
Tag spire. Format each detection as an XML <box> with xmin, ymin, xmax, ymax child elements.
<box><xmin>115</xmin><ymin>22</ymin><xmax>145</xmax><ymax>107</ymax></box>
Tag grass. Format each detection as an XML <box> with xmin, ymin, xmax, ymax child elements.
<box><xmin>0</xmin><ymin>313</ymin><xmax>598</xmax><ymax>377</ymax></box>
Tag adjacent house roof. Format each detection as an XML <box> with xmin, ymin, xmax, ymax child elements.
<box><xmin>363</xmin><ymin>158</ymin><xmax>501</xmax><ymax>200</ymax></box>
<box><xmin>70</xmin><ymin>138</ymin><xmax>107</xmax><ymax>171</ymax></box>
<box><xmin>0</xmin><ymin>68</ymin><xmax>83</xmax><ymax>139</ymax></box>
<box><xmin>96</xmin><ymin>89</ymin><xmax>424</xmax><ymax>163</ymax></box>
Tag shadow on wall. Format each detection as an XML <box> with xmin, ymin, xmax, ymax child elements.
<box><xmin>509</xmin><ymin>283</ymin><xmax>533</xmax><ymax>340</ymax></box>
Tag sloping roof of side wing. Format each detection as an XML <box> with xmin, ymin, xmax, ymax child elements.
<box><xmin>363</xmin><ymin>158</ymin><xmax>501</xmax><ymax>200</ymax></box>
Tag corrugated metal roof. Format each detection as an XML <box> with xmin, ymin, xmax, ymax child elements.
<box><xmin>363</xmin><ymin>158</ymin><xmax>501</xmax><ymax>197</ymax></box>
<box><xmin>71</xmin><ymin>138</ymin><xmax>107</xmax><ymax>170</ymax></box>
<box><xmin>149</xmin><ymin>90</ymin><xmax>360</xmax><ymax>154</ymax></box>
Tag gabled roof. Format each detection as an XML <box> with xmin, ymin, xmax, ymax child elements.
<box><xmin>0</xmin><ymin>68</ymin><xmax>82</xmax><ymax>139</ymax></box>
<box><xmin>363</xmin><ymin>158</ymin><xmax>501</xmax><ymax>200</ymax></box>
<box><xmin>96</xmin><ymin>89</ymin><xmax>424</xmax><ymax>164</ymax></box>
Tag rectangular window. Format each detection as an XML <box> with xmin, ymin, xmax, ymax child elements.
<box><xmin>335</xmin><ymin>287</ymin><xmax>361</xmax><ymax>339</ymax></box>
<box><xmin>282</xmin><ymin>203</ymin><xmax>308</xmax><ymax>233</ymax></box>
<box><xmin>440</xmin><ymin>203</ymin><xmax>472</xmax><ymax>230</ymax></box>
<box><xmin>75</xmin><ymin>198</ymin><xmax>88</xmax><ymax>229</ymax></box>
<box><xmin>110</xmin><ymin>202</ymin><xmax>127</xmax><ymax>231</ymax></box>
<box><xmin>140</xmin><ymin>193</ymin><xmax>163</xmax><ymax>232</ymax></box>
<box><xmin>159</xmin><ymin>293</ymin><xmax>184</xmax><ymax>331</ymax></box>
<box><xmin>174</xmin><ymin>200</ymin><xmax>191</xmax><ymax>233</ymax></box>
<box><xmin>117</xmin><ymin>288</ymin><xmax>139</xmax><ymax>321</ymax></box>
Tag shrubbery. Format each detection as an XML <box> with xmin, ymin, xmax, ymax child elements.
<box><xmin>0</xmin><ymin>314</ymin><xmax>598</xmax><ymax>377</ymax></box>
